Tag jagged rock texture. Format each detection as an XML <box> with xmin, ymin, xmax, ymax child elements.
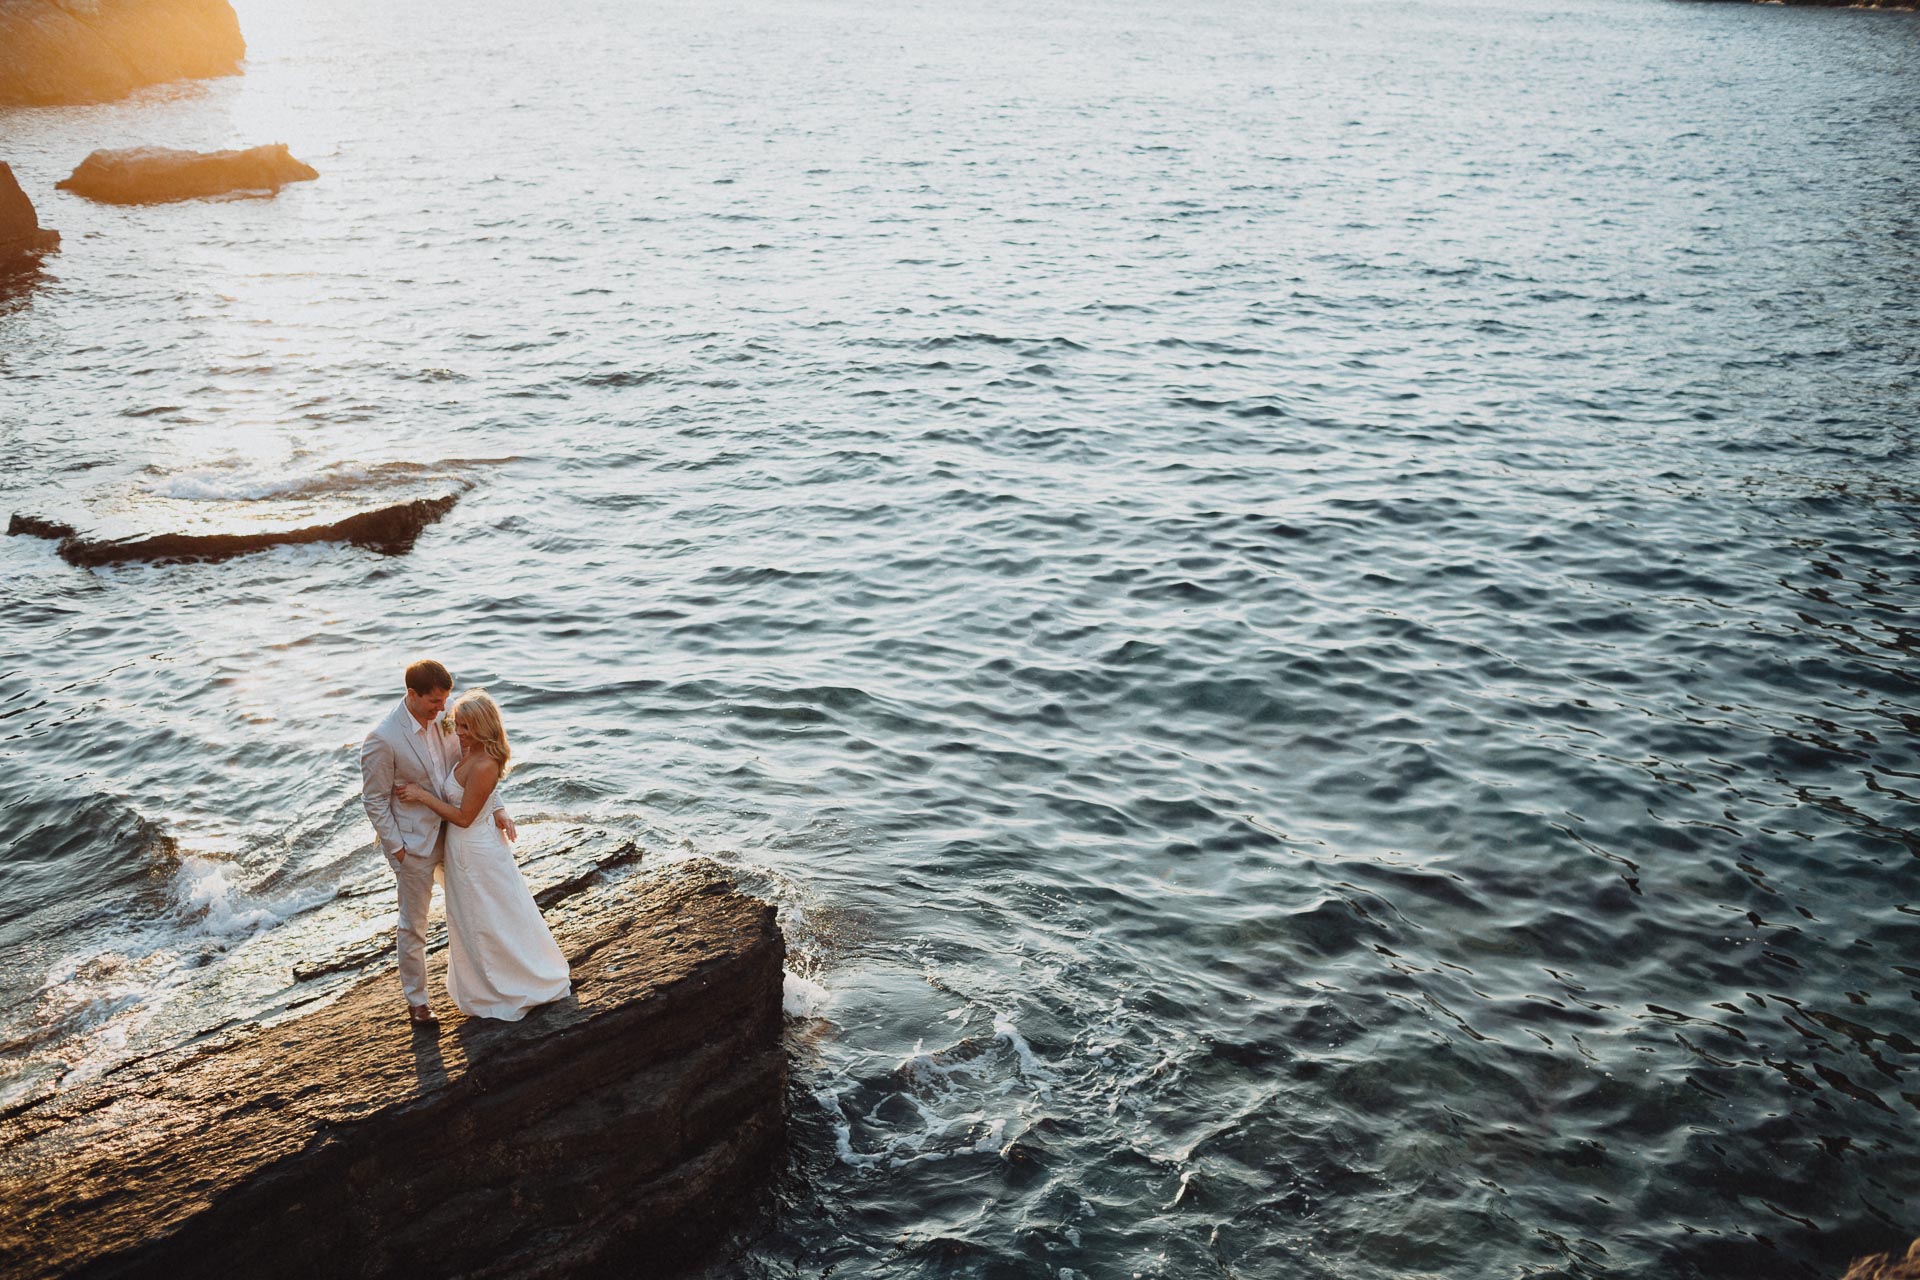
<box><xmin>0</xmin><ymin>0</ymin><xmax>244</xmax><ymax>106</ymax></box>
<box><xmin>0</xmin><ymin>869</ymin><xmax>788</xmax><ymax>1279</ymax></box>
<box><xmin>0</xmin><ymin>162</ymin><xmax>59</xmax><ymax>265</ymax></box>
<box><xmin>9</xmin><ymin>493</ymin><xmax>457</xmax><ymax>565</ymax></box>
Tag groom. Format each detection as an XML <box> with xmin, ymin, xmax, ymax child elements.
<box><xmin>360</xmin><ymin>659</ymin><xmax>516</xmax><ymax>1026</ymax></box>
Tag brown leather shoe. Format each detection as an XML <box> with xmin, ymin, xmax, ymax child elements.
<box><xmin>407</xmin><ymin>1003</ymin><xmax>440</xmax><ymax>1026</ymax></box>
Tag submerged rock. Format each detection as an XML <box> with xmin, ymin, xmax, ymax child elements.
<box><xmin>0</xmin><ymin>0</ymin><xmax>244</xmax><ymax>107</ymax></box>
<box><xmin>0</xmin><ymin>868</ymin><xmax>789</xmax><ymax>1279</ymax></box>
<box><xmin>0</xmin><ymin>162</ymin><xmax>59</xmax><ymax>266</ymax></box>
<box><xmin>56</xmin><ymin>143</ymin><xmax>317</xmax><ymax>205</ymax></box>
<box><xmin>9</xmin><ymin>494</ymin><xmax>458</xmax><ymax>565</ymax></box>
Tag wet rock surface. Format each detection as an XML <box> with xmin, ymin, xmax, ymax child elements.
<box><xmin>57</xmin><ymin>143</ymin><xmax>318</xmax><ymax>205</ymax></box>
<box><xmin>0</xmin><ymin>162</ymin><xmax>58</xmax><ymax>266</ymax></box>
<box><xmin>0</xmin><ymin>868</ymin><xmax>788</xmax><ymax>1279</ymax></box>
<box><xmin>9</xmin><ymin>494</ymin><xmax>458</xmax><ymax>565</ymax></box>
<box><xmin>0</xmin><ymin>0</ymin><xmax>244</xmax><ymax>106</ymax></box>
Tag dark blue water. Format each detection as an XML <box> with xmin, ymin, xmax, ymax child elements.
<box><xmin>3</xmin><ymin>0</ymin><xmax>1918</xmax><ymax>1274</ymax></box>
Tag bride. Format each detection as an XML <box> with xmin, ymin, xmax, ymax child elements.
<box><xmin>395</xmin><ymin>690</ymin><xmax>570</xmax><ymax>1021</ymax></box>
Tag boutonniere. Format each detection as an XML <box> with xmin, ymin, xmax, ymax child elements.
<box><xmin>438</xmin><ymin>713</ymin><xmax>454</xmax><ymax>734</ymax></box>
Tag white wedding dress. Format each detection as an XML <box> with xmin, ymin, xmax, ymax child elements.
<box><xmin>441</xmin><ymin>768</ymin><xmax>570</xmax><ymax>1020</ymax></box>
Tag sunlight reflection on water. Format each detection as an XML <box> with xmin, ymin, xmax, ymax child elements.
<box><xmin>3</xmin><ymin>0</ymin><xmax>1919</xmax><ymax>1274</ymax></box>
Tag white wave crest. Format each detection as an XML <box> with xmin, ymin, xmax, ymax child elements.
<box><xmin>818</xmin><ymin>1086</ymin><xmax>883</xmax><ymax>1168</ymax></box>
<box><xmin>172</xmin><ymin>855</ymin><xmax>335</xmax><ymax>939</ymax></box>
<box><xmin>141</xmin><ymin>458</ymin><xmax>486</xmax><ymax>503</ymax></box>
<box><xmin>994</xmin><ymin>1009</ymin><xmax>1056</xmax><ymax>1095</ymax></box>
<box><xmin>821</xmin><ymin>1008</ymin><xmax>1061</xmax><ymax>1170</ymax></box>
<box><xmin>783</xmin><ymin>968</ymin><xmax>831</xmax><ymax>1018</ymax></box>
<box><xmin>144</xmin><ymin>467</ymin><xmax>341</xmax><ymax>501</ymax></box>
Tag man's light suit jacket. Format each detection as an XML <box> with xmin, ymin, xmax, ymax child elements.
<box><xmin>361</xmin><ymin>699</ymin><xmax>505</xmax><ymax>859</ymax></box>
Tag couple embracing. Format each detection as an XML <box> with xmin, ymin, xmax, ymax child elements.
<box><xmin>360</xmin><ymin>659</ymin><xmax>570</xmax><ymax>1027</ymax></box>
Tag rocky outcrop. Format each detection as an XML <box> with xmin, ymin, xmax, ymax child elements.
<box><xmin>0</xmin><ymin>868</ymin><xmax>789</xmax><ymax>1279</ymax></box>
<box><xmin>4</xmin><ymin>514</ymin><xmax>75</xmax><ymax>541</ymax></box>
<box><xmin>0</xmin><ymin>0</ymin><xmax>244</xmax><ymax>107</ymax></box>
<box><xmin>1845</xmin><ymin>1240</ymin><xmax>1920</xmax><ymax>1280</ymax></box>
<box><xmin>9</xmin><ymin>494</ymin><xmax>458</xmax><ymax>565</ymax></box>
<box><xmin>56</xmin><ymin>143</ymin><xmax>317</xmax><ymax>205</ymax></box>
<box><xmin>0</xmin><ymin>162</ymin><xmax>59</xmax><ymax>266</ymax></box>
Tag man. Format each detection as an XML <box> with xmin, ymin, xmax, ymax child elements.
<box><xmin>361</xmin><ymin>659</ymin><xmax>517</xmax><ymax>1026</ymax></box>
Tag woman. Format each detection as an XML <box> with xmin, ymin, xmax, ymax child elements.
<box><xmin>395</xmin><ymin>690</ymin><xmax>570</xmax><ymax>1020</ymax></box>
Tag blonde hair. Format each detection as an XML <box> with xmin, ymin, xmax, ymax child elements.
<box><xmin>451</xmin><ymin>689</ymin><xmax>512</xmax><ymax>775</ymax></box>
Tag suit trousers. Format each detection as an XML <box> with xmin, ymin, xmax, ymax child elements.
<box><xmin>392</xmin><ymin>826</ymin><xmax>446</xmax><ymax>1004</ymax></box>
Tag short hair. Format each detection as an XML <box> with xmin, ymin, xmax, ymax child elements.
<box><xmin>404</xmin><ymin>659</ymin><xmax>453</xmax><ymax>694</ymax></box>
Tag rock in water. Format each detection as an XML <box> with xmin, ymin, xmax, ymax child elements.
<box><xmin>0</xmin><ymin>869</ymin><xmax>790</xmax><ymax>1279</ymax></box>
<box><xmin>8</xmin><ymin>494</ymin><xmax>460</xmax><ymax>565</ymax></box>
<box><xmin>56</xmin><ymin>143</ymin><xmax>318</xmax><ymax>205</ymax></box>
<box><xmin>0</xmin><ymin>162</ymin><xmax>59</xmax><ymax>265</ymax></box>
<box><xmin>0</xmin><ymin>0</ymin><xmax>245</xmax><ymax>106</ymax></box>
<box><xmin>1843</xmin><ymin>1240</ymin><xmax>1920</xmax><ymax>1280</ymax></box>
<box><xmin>5</xmin><ymin>514</ymin><xmax>76</xmax><ymax>540</ymax></box>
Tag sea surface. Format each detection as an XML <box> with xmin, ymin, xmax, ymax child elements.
<box><xmin>3</xmin><ymin>0</ymin><xmax>1919</xmax><ymax>1274</ymax></box>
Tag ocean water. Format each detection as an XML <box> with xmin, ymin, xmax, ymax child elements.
<box><xmin>2</xmin><ymin>0</ymin><xmax>1919</xmax><ymax>1274</ymax></box>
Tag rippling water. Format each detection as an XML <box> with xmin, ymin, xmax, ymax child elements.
<box><xmin>4</xmin><ymin>0</ymin><xmax>1919</xmax><ymax>1274</ymax></box>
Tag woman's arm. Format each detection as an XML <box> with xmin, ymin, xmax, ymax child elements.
<box><xmin>397</xmin><ymin>760</ymin><xmax>500</xmax><ymax>829</ymax></box>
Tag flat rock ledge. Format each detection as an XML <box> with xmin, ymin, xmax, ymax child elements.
<box><xmin>0</xmin><ymin>869</ymin><xmax>788</xmax><ymax>1279</ymax></box>
<box><xmin>57</xmin><ymin>143</ymin><xmax>317</xmax><ymax>205</ymax></box>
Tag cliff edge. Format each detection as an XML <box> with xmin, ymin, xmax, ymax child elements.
<box><xmin>0</xmin><ymin>867</ymin><xmax>789</xmax><ymax>1279</ymax></box>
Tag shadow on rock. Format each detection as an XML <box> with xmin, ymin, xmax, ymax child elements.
<box><xmin>410</xmin><ymin>1028</ymin><xmax>447</xmax><ymax>1093</ymax></box>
